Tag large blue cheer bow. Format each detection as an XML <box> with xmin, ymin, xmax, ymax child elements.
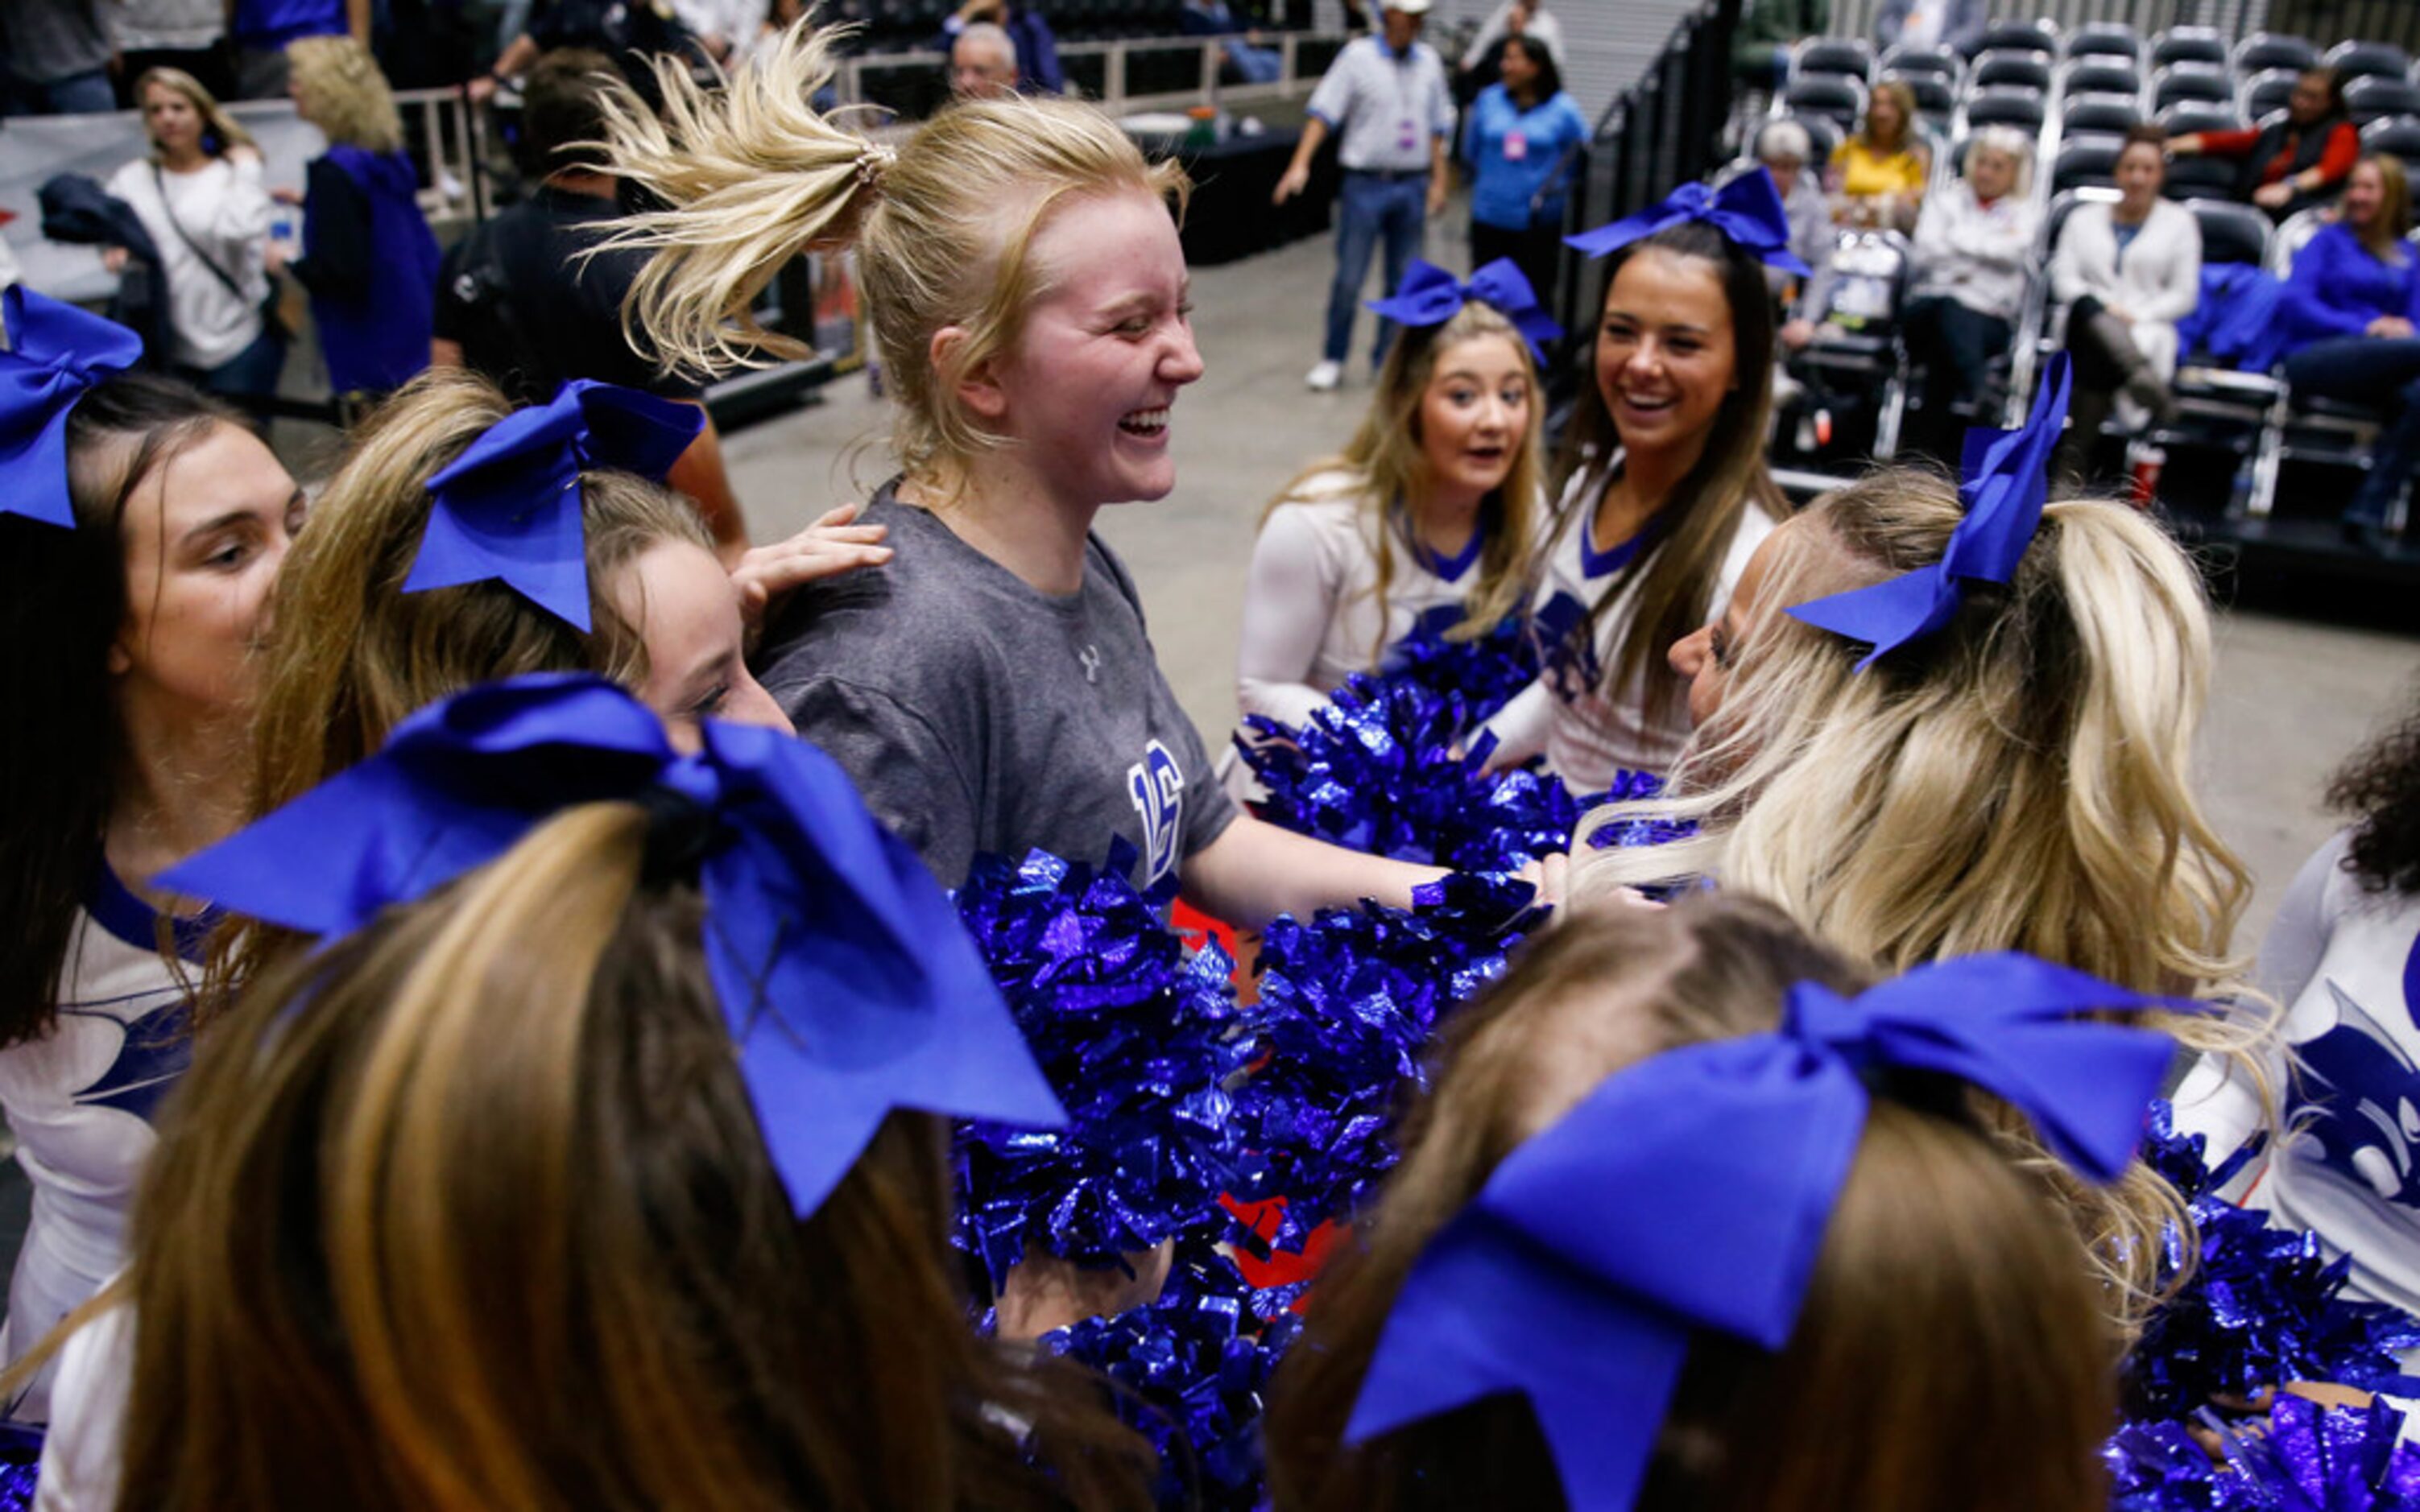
<box><xmin>405</xmin><ymin>379</ymin><xmax>705</xmax><ymax>633</ymax></box>
<box><xmin>1365</xmin><ymin>257</ymin><xmax>1566</xmax><ymax>363</ymax></box>
<box><xmin>158</xmin><ymin>674</ymin><xmax>1065</xmax><ymax>1216</ymax></box>
<box><xmin>1788</xmin><ymin>353</ymin><xmax>2073</xmax><ymax>669</ymax></box>
<box><xmin>1564</xmin><ymin>167</ymin><xmax>1811</xmax><ymax>276</ymax></box>
<box><xmin>0</xmin><ymin>285</ymin><xmax>144</xmax><ymax>530</ymax></box>
<box><xmin>1343</xmin><ymin>949</ymin><xmax>2176</xmax><ymax>1512</ymax></box>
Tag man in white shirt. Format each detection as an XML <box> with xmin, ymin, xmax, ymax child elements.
<box><xmin>1272</xmin><ymin>0</ymin><xmax>1454</xmax><ymax>391</ymax></box>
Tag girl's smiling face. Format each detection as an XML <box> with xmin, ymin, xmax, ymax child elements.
<box><xmin>981</xmin><ymin>189</ymin><xmax>1206</xmax><ymax>512</ymax></box>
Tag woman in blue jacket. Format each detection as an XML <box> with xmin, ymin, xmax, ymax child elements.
<box><xmin>1460</xmin><ymin>36</ymin><xmax>1588</xmax><ymax>312</ymax></box>
<box><xmin>2280</xmin><ymin>154</ymin><xmax>2420</xmax><ymax>549</ymax></box>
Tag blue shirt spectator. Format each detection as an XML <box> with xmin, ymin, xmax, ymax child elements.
<box><xmin>2280</xmin><ymin>221</ymin><xmax>2420</xmax><ymax>346</ymax></box>
<box><xmin>1460</xmin><ymin>75</ymin><xmax>1586</xmax><ymax>233</ymax></box>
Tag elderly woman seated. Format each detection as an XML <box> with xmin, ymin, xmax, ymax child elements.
<box><xmin>1899</xmin><ymin>125</ymin><xmax>2037</xmax><ymax>463</ymax></box>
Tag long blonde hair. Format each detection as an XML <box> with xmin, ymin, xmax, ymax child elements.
<box><xmin>134</xmin><ymin>66</ymin><xmax>255</xmax><ymax>159</ymax></box>
<box><xmin>211</xmin><ymin>369</ymin><xmax>710</xmax><ymax>1009</ymax></box>
<box><xmin>593</xmin><ymin>28</ymin><xmax>1188</xmax><ymax>493</ymax></box>
<box><xmin>1264</xmin><ymin>300</ymin><xmax>1547</xmax><ymax>661</ymax></box>
<box><xmin>119</xmin><ymin>803</ymin><xmax>1154</xmax><ymax>1510</ymax></box>
<box><xmin>1572</xmin><ymin>469</ymin><xmax>2261</xmax><ymax>1322</ymax></box>
<box><xmin>287</xmin><ymin>35</ymin><xmax>406</xmax><ymax>155</ymax></box>
<box><xmin>1267</xmin><ymin>896</ymin><xmax>2119</xmax><ymax>1512</ymax></box>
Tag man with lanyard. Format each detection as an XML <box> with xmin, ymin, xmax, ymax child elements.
<box><xmin>1274</xmin><ymin>0</ymin><xmax>1454</xmax><ymax>392</ymax></box>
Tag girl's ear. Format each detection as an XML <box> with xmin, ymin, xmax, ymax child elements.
<box><xmin>933</xmin><ymin>325</ymin><xmax>1011</xmax><ymax>421</ymax></box>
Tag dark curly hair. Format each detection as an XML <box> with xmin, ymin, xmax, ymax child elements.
<box><xmin>2328</xmin><ymin>677</ymin><xmax>2420</xmax><ymax>896</ymax></box>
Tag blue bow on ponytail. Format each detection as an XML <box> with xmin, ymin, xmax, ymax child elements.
<box><xmin>405</xmin><ymin>379</ymin><xmax>705</xmax><ymax>632</ymax></box>
<box><xmin>1344</xmin><ymin>950</ymin><xmax>2176</xmax><ymax>1511</ymax></box>
<box><xmin>159</xmin><ymin>674</ymin><xmax>1065</xmax><ymax>1217</ymax></box>
<box><xmin>1564</xmin><ymin>167</ymin><xmax>1811</xmax><ymax>276</ymax></box>
<box><xmin>0</xmin><ymin>285</ymin><xmax>144</xmax><ymax>530</ymax></box>
<box><xmin>1789</xmin><ymin>353</ymin><xmax>2074</xmax><ymax>669</ymax></box>
<box><xmin>1364</xmin><ymin>257</ymin><xmax>1566</xmax><ymax>362</ymax></box>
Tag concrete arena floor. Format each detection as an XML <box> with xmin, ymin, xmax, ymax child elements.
<box><xmin>721</xmin><ymin>223</ymin><xmax>2420</xmax><ymax>954</ymax></box>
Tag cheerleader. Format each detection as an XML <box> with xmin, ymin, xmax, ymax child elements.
<box><xmin>0</xmin><ymin>289</ymin><xmax>303</xmax><ymax>1421</ymax></box>
<box><xmin>1235</xmin><ymin>258</ymin><xmax>1554</xmax><ymax>733</ymax></box>
<box><xmin>591</xmin><ymin>30</ymin><xmax>1491</xmax><ymax>924</ymax></box>
<box><xmin>35</xmin><ymin>675</ymin><xmax>1154</xmax><ymax>1510</ymax></box>
<box><xmin>1573</xmin><ymin>359</ymin><xmax>2261</xmax><ymax>1324</ymax></box>
<box><xmin>1483</xmin><ymin>171</ymin><xmax>1799</xmax><ymax>791</ymax></box>
<box><xmin>1264</xmin><ymin>893</ymin><xmax>2163</xmax><ymax>1512</ymax></box>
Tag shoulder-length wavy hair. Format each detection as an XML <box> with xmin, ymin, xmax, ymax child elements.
<box><xmin>2329</xmin><ymin>675</ymin><xmax>2420</xmax><ymax>897</ymax></box>
<box><xmin>209</xmin><ymin>368</ymin><xmax>711</xmax><ymax>1008</ymax></box>
<box><xmin>1264</xmin><ymin>894</ymin><xmax>2119</xmax><ymax>1512</ymax></box>
<box><xmin>592</xmin><ymin>27</ymin><xmax>1189</xmax><ymax>500</ymax></box>
<box><xmin>1264</xmin><ymin>299</ymin><xmax>1549</xmax><ymax>663</ymax></box>
<box><xmin>132</xmin><ymin>66</ymin><xmax>255</xmax><ymax>159</ymax></box>
<box><xmin>1570</xmin><ymin>469</ymin><xmax>2261</xmax><ymax>1323</ymax></box>
<box><xmin>0</xmin><ymin>375</ymin><xmax>244</xmax><ymax>1047</ymax></box>
<box><xmin>287</xmin><ymin>35</ymin><xmax>406</xmax><ymax>156</ymax></box>
<box><xmin>115</xmin><ymin>803</ymin><xmax>1153</xmax><ymax>1511</ymax></box>
<box><xmin>1550</xmin><ymin>219</ymin><xmax>1789</xmax><ymax>732</ymax></box>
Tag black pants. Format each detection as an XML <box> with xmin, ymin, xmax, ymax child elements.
<box><xmin>1903</xmin><ymin>295</ymin><xmax>2011</xmax><ymax>462</ymax></box>
<box><xmin>1470</xmin><ymin>219</ymin><xmax>1564</xmax><ymax>312</ymax></box>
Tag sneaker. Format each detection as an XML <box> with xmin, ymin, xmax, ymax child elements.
<box><xmin>1305</xmin><ymin>359</ymin><xmax>1342</xmax><ymax>391</ymax></box>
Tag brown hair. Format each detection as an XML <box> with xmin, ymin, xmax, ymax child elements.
<box><xmin>1552</xmin><ymin>220</ymin><xmax>1789</xmax><ymax>731</ymax></box>
<box><xmin>116</xmin><ymin>803</ymin><xmax>1154</xmax><ymax>1510</ymax></box>
<box><xmin>210</xmin><ymin>368</ymin><xmax>711</xmax><ymax>1006</ymax></box>
<box><xmin>2356</xmin><ymin>152</ymin><xmax>2414</xmax><ymax>260</ymax></box>
<box><xmin>594</xmin><ymin>27</ymin><xmax>1189</xmax><ymax>497</ymax></box>
<box><xmin>1264</xmin><ymin>895</ymin><xmax>2118</xmax><ymax>1512</ymax></box>
<box><xmin>1264</xmin><ymin>300</ymin><xmax>1548</xmax><ymax>662</ymax></box>
<box><xmin>519</xmin><ymin>48</ymin><xmax>627</xmax><ymax>176</ymax></box>
<box><xmin>1857</xmin><ymin>76</ymin><xmax>1920</xmax><ymax>156</ymax></box>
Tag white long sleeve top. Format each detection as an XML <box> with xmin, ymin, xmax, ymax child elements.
<box><xmin>1909</xmin><ymin>178</ymin><xmax>2039</xmax><ymax>322</ymax></box>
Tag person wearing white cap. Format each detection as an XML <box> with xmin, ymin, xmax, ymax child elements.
<box><xmin>1273</xmin><ymin>0</ymin><xmax>1455</xmax><ymax>392</ymax></box>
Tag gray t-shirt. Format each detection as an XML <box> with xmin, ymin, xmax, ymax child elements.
<box><xmin>757</xmin><ymin>486</ymin><xmax>1238</xmax><ymax>893</ymax></box>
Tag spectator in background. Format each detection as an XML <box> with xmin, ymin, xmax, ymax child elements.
<box><xmin>1901</xmin><ymin>125</ymin><xmax>2036</xmax><ymax>462</ymax></box>
<box><xmin>1461</xmin><ymin>0</ymin><xmax>1563</xmax><ymax>73</ymax></box>
<box><xmin>434</xmin><ymin>49</ymin><xmax>750</xmax><ymax>557</ymax></box>
<box><xmin>1181</xmin><ymin>0</ymin><xmax>1283</xmax><ymax>87</ymax></box>
<box><xmin>1828</xmin><ymin>76</ymin><xmax>1927</xmax><ymax>233</ymax></box>
<box><xmin>1461</xmin><ymin>35</ymin><xmax>1586</xmax><ymax>304</ymax></box>
<box><xmin>2171</xmin><ymin>66</ymin><xmax>2357</xmax><ymax>220</ymax></box>
<box><xmin>1872</xmin><ymin>0</ymin><xmax>1985</xmax><ymax>56</ymax></box>
<box><xmin>933</xmin><ymin>0</ymin><xmax>1061</xmax><ymax>95</ymax></box>
<box><xmin>2277</xmin><ymin>155</ymin><xmax>2420</xmax><ymax>549</ymax></box>
<box><xmin>1273</xmin><ymin>0</ymin><xmax>1455</xmax><ymax>393</ymax></box>
<box><xmin>1732</xmin><ymin>0</ymin><xmax>1829</xmax><ymax>91</ymax></box>
<box><xmin>1757</xmin><ymin>118</ymin><xmax>1833</xmax><ymax>295</ymax></box>
<box><xmin>1</xmin><ymin>0</ymin><xmax>117</xmax><ymax>115</ymax></box>
<box><xmin>104</xmin><ymin>69</ymin><xmax>286</xmax><ymax>413</ymax></box>
<box><xmin>477</xmin><ymin>0</ymin><xmax>709</xmax><ymax>105</ymax></box>
<box><xmin>670</xmin><ymin>0</ymin><xmax>770</xmax><ymax>64</ymax></box>
<box><xmin>949</xmin><ymin>23</ymin><xmax>1020</xmax><ymax>100</ymax></box>
<box><xmin>279</xmin><ymin>36</ymin><xmax>441</xmax><ymax>412</ymax></box>
<box><xmin>2050</xmin><ymin>126</ymin><xmax>2195</xmax><ymax>483</ymax></box>
<box><xmin>112</xmin><ymin>0</ymin><xmax>233</xmax><ymax>105</ymax></box>
<box><xmin>229</xmin><ymin>0</ymin><xmax>368</xmax><ymax>97</ymax></box>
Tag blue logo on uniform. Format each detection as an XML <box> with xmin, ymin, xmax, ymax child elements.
<box><xmin>1126</xmin><ymin>741</ymin><xmax>1186</xmax><ymax>888</ymax></box>
<box><xmin>2291</xmin><ymin>942</ymin><xmax>2420</xmax><ymax>1208</ymax></box>
<box><xmin>69</xmin><ymin>999</ymin><xmax>193</xmax><ymax>1126</ymax></box>
<box><xmin>1534</xmin><ymin>590</ymin><xmax>1600</xmax><ymax>701</ymax></box>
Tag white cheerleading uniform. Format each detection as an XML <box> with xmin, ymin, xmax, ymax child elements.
<box><xmin>1235</xmin><ymin>473</ymin><xmax>1495</xmax><ymax>731</ymax></box>
<box><xmin>1486</xmin><ymin>461</ymin><xmax>1777</xmax><ymax>791</ymax></box>
<box><xmin>0</xmin><ymin>866</ymin><xmax>205</xmax><ymax>1423</ymax></box>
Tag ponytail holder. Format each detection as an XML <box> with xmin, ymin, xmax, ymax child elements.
<box><xmin>854</xmin><ymin>139</ymin><xmax>896</xmax><ymax>190</ymax></box>
<box><xmin>159</xmin><ymin>674</ymin><xmax>1065</xmax><ymax>1217</ymax></box>
<box><xmin>1563</xmin><ymin>167</ymin><xmax>1811</xmax><ymax>276</ymax></box>
<box><xmin>0</xmin><ymin>285</ymin><xmax>144</xmax><ymax>530</ymax></box>
<box><xmin>1364</xmin><ymin>257</ymin><xmax>1565</xmax><ymax>363</ymax></box>
<box><xmin>1345</xmin><ymin>948</ymin><xmax>2176</xmax><ymax>1511</ymax></box>
<box><xmin>1788</xmin><ymin>353</ymin><xmax>2072</xmax><ymax>670</ymax></box>
<box><xmin>405</xmin><ymin>378</ymin><xmax>705</xmax><ymax>633</ymax></box>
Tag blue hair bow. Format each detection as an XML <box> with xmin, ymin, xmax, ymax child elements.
<box><xmin>1563</xmin><ymin>168</ymin><xmax>1811</xmax><ymax>276</ymax></box>
<box><xmin>1344</xmin><ymin>950</ymin><xmax>2176</xmax><ymax>1511</ymax></box>
<box><xmin>1789</xmin><ymin>353</ymin><xmax>2073</xmax><ymax>670</ymax></box>
<box><xmin>406</xmin><ymin>379</ymin><xmax>706</xmax><ymax>633</ymax></box>
<box><xmin>0</xmin><ymin>285</ymin><xmax>144</xmax><ymax>530</ymax></box>
<box><xmin>1364</xmin><ymin>258</ymin><xmax>1565</xmax><ymax>363</ymax></box>
<box><xmin>158</xmin><ymin>674</ymin><xmax>1065</xmax><ymax>1216</ymax></box>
